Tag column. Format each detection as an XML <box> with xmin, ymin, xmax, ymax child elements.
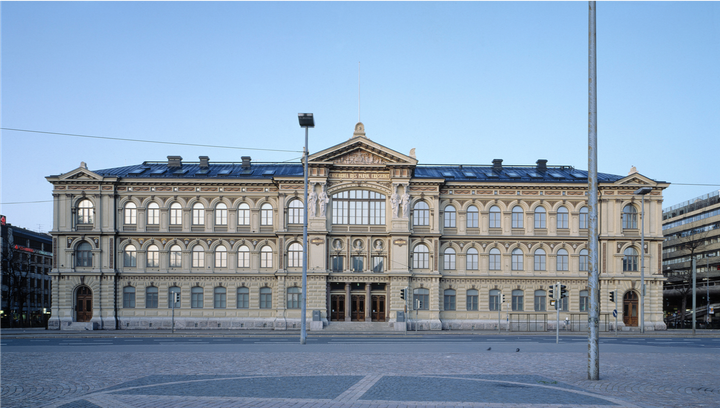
<box><xmin>345</xmin><ymin>283</ymin><xmax>351</xmax><ymax>321</ymax></box>
<box><xmin>365</xmin><ymin>283</ymin><xmax>371</xmax><ymax>322</ymax></box>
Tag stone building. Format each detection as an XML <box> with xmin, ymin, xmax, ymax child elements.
<box><xmin>46</xmin><ymin>123</ymin><xmax>669</xmax><ymax>331</ymax></box>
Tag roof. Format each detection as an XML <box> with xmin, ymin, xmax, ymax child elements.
<box><xmin>413</xmin><ymin>165</ymin><xmax>624</xmax><ymax>183</ymax></box>
<box><xmin>93</xmin><ymin>162</ymin><xmax>304</xmax><ymax>179</ymax></box>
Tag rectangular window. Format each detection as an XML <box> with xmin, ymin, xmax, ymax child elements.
<box><xmin>467</xmin><ymin>211</ymin><xmax>478</xmax><ymax>228</ymax></box>
<box><xmin>579</xmin><ymin>293</ymin><xmax>589</xmax><ymax>312</ymax></box>
<box><xmin>534</xmin><ymin>212</ymin><xmax>546</xmax><ymax>229</ymax></box>
<box><xmin>372</xmin><ymin>256</ymin><xmax>384</xmax><ymax>273</ymax></box>
<box><xmin>124</xmin><ymin>208</ymin><xmax>137</xmax><ymax>225</ymax></box>
<box><xmin>146</xmin><ymin>288</ymin><xmax>158</xmax><ymax>309</ymax></box>
<box><xmin>443</xmin><ymin>292</ymin><xmax>456</xmax><ymax>311</ymax></box>
<box><xmin>352</xmin><ymin>256</ymin><xmax>364</xmax><ymax>272</ymax></box>
<box><xmin>331</xmin><ymin>256</ymin><xmax>344</xmax><ymax>272</ymax></box>
<box><xmin>260</xmin><ymin>289</ymin><xmax>272</xmax><ymax>309</ymax></box>
<box><xmin>534</xmin><ymin>293</ymin><xmax>546</xmax><ymax>311</ymax></box>
<box><xmin>466</xmin><ymin>292</ymin><xmax>478</xmax><ymax>311</ymax></box>
<box><xmin>170</xmin><ymin>207</ymin><xmax>182</xmax><ymax>225</ymax></box>
<box><xmin>466</xmin><ymin>252</ymin><xmax>478</xmax><ymax>270</ymax></box>
<box><xmin>216</xmin><ymin>209</ymin><xmax>228</xmax><ymax>225</ymax></box>
<box><xmin>238</xmin><ymin>207</ymin><xmax>250</xmax><ymax>226</ymax></box>
<box><xmin>512</xmin><ymin>292</ymin><xmax>524</xmax><ymax>311</ymax></box>
<box><xmin>237</xmin><ymin>290</ymin><xmax>249</xmax><ymax>309</ymax></box>
<box><xmin>123</xmin><ymin>288</ymin><xmax>135</xmax><ymax>308</ymax></box>
<box><xmin>489</xmin><ymin>253</ymin><xmax>501</xmax><ymax>271</ymax></box>
<box><xmin>489</xmin><ymin>212</ymin><xmax>501</xmax><ymax>228</ymax></box>
<box><xmin>214</xmin><ymin>291</ymin><xmax>226</xmax><ymax>309</ymax></box>
<box><xmin>580</xmin><ymin>213</ymin><xmax>589</xmax><ymax>229</ymax></box>
<box><xmin>147</xmin><ymin>207</ymin><xmax>160</xmax><ymax>225</ymax></box>
<box><xmin>413</xmin><ymin>292</ymin><xmax>429</xmax><ymax>310</ymax></box>
<box><xmin>558</xmin><ymin>296</ymin><xmax>569</xmax><ymax>312</ymax></box>
<box><xmin>489</xmin><ymin>292</ymin><xmax>500</xmax><ymax>311</ymax></box>
<box><xmin>191</xmin><ymin>289</ymin><xmax>204</xmax><ymax>308</ymax></box>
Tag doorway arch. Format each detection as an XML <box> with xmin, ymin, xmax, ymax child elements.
<box><xmin>76</xmin><ymin>285</ymin><xmax>93</xmax><ymax>322</ymax></box>
<box><xmin>623</xmin><ymin>290</ymin><xmax>639</xmax><ymax>327</ymax></box>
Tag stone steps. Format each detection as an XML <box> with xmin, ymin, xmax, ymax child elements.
<box><xmin>323</xmin><ymin>321</ymin><xmax>396</xmax><ymax>332</ymax></box>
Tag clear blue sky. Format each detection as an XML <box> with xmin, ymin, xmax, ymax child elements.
<box><xmin>2</xmin><ymin>2</ymin><xmax>718</xmax><ymax>232</ymax></box>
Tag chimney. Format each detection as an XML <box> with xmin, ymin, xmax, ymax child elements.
<box><xmin>536</xmin><ymin>159</ymin><xmax>548</xmax><ymax>172</ymax></box>
<box><xmin>168</xmin><ymin>156</ymin><xmax>183</xmax><ymax>169</ymax></box>
<box><xmin>199</xmin><ymin>156</ymin><xmax>210</xmax><ymax>169</ymax></box>
<box><xmin>492</xmin><ymin>159</ymin><xmax>503</xmax><ymax>172</ymax></box>
<box><xmin>241</xmin><ymin>156</ymin><xmax>252</xmax><ymax>170</ymax></box>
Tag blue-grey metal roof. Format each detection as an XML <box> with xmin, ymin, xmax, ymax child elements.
<box><xmin>413</xmin><ymin>166</ymin><xmax>625</xmax><ymax>183</ymax></box>
<box><xmin>93</xmin><ymin>162</ymin><xmax>304</xmax><ymax>179</ymax></box>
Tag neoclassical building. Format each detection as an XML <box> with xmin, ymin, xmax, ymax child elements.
<box><xmin>46</xmin><ymin>123</ymin><xmax>669</xmax><ymax>331</ymax></box>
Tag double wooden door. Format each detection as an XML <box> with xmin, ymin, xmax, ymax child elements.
<box><xmin>351</xmin><ymin>295</ymin><xmax>365</xmax><ymax>321</ymax></box>
<box><xmin>623</xmin><ymin>291</ymin><xmax>639</xmax><ymax>327</ymax></box>
<box><xmin>330</xmin><ymin>295</ymin><xmax>345</xmax><ymax>321</ymax></box>
<box><xmin>371</xmin><ymin>295</ymin><xmax>386</xmax><ymax>322</ymax></box>
<box><xmin>76</xmin><ymin>286</ymin><xmax>93</xmax><ymax>322</ymax></box>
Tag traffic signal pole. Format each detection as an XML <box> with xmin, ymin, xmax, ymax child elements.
<box><xmin>556</xmin><ymin>283</ymin><xmax>560</xmax><ymax>344</ymax></box>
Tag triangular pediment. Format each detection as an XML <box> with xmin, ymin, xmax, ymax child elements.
<box><xmin>614</xmin><ymin>173</ymin><xmax>656</xmax><ymax>186</ymax></box>
<box><xmin>59</xmin><ymin>165</ymin><xmax>104</xmax><ymax>181</ymax></box>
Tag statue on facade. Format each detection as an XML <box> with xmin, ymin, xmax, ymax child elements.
<box><xmin>390</xmin><ymin>190</ymin><xmax>400</xmax><ymax>218</ymax></box>
<box><xmin>401</xmin><ymin>189</ymin><xmax>410</xmax><ymax>218</ymax></box>
<box><xmin>319</xmin><ymin>186</ymin><xmax>329</xmax><ymax>217</ymax></box>
<box><xmin>307</xmin><ymin>184</ymin><xmax>317</xmax><ymax>217</ymax></box>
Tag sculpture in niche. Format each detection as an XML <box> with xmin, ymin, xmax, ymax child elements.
<box><xmin>307</xmin><ymin>183</ymin><xmax>317</xmax><ymax>217</ymax></box>
<box><xmin>319</xmin><ymin>184</ymin><xmax>329</xmax><ymax>217</ymax></box>
<box><xmin>401</xmin><ymin>186</ymin><xmax>410</xmax><ymax>218</ymax></box>
<box><xmin>390</xmin><ymin>185</ymin><xmax>400</xmax><ymax>219</ymax></box>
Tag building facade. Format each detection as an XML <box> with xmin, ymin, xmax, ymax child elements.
<box><xmin>46</xmin><ymin>123</ymin><xmax>669</xmax><ymax>331</ymax></box>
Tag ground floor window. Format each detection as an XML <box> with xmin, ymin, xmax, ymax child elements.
<box><xmin>413</xmin><ymin>288</ymin><xmax>429</xmax><ymax>310</ymax></box>
<box><xmin>467</xmin><ymin>289</ymin><xmax>478</xmax><ymax>311</ymax></box>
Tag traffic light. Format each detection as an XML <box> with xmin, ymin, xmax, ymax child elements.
<box><xmin>560</xmin><ymin>285</ymin><xmax>567</xmax><ymax>299</ymax></box>
<box><xmin>549</xmin><ymin>285</ymin><xmax>555</xmax><ymax>300</ymax></box>
<box><xmin>500</xmin><ymin>293</ymin><xmax>505</xmax><ymax>304</ymax></box>
<box><xmin>400</xmin><ymin>288</ymin><xmax>406</xmax><ymax>300</ymax></box>
<box><xmin>609</xmin><ymin>290</ymin><xmax>615</xmax><ymax>303</ymax></box>
<box><xmin>173</xmin><ymin>292</ymin><xmax>180</xmax><ymax>303</ymax></box>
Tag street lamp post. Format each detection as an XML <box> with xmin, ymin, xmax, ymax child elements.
<box><xmin>634</xmin><ymin>186</ymin><xmax>652</xmax><ymax>333</ymax></box>
<box><xmin>298</xmin><ymin>113</ymin><xmax>314</xmax><ymax>345</ymax></box>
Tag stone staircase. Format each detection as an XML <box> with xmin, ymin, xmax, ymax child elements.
<box><xmin>322</xmin><ymin>321</ymin><xmax>396</xmax><ymax>333</ymax></box>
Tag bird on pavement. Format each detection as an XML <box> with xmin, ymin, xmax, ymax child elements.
<box><xmin>516</xmin><ymin>348</ymin><xmax>520</xmax><ymax>352</ymax></box>
<box><xmin>487</xmin><ymin>347</ymin><xmax>491</xmax><ymax>351</ymax></box>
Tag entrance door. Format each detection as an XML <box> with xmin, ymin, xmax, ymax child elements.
<box><xmin>623</xmin><ymin>291</ymin><xmax>639</xmax><ymax>327</ymax></box>
<box><xmin>76</xmin><ymin>286</ymin><xmax>93</xmax><ymax>322</ymax></box>
<box><xmin>371</xmin><ymin>295</ymin><xmax>386</xmax><ymax>322</ymax></box>
<box><xmin>330</xmin><ymin>295</ymin><xmax>345</xmax><ymax>321</ymax></box>
<box><xmin>351</xmin><ymin>295</ymin><xmax>365</xmax><ymax>321</ymax></box>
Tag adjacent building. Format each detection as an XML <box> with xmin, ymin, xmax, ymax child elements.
<box><xmin>46</xmin><ymin>123</ymin><xmax>669</xmax><ymax>331</ymax></box>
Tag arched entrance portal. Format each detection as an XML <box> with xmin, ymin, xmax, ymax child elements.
<box><xmin>76</xmin><ymin>286</ymin><xmax>93</xmax><ymax>322</ymax></box>
<box><xmin>623</xmin><ymin>291</ymin><xmax>639</xmax><ymax>327</ymax></box>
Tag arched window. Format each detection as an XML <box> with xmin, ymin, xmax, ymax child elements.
<box><xmin>147</xmin><ymin>202</ymin><xmax>160</xmax><ymax>225</ymax></box>
<box><xmin>556</xmin><ymin>249</ymin><xmax>569</xmax><ymax>271</ymax></box>
<box><xmin>192</xmin><ymin>203</ymin><xmax>205</xmax><ymax>225</ymax></box>
<box><xmin>288</xmin><ymin>200</ymin><xmax>304</xmax><ymax>224</ymax></box>
<box><xmin>413</xmin><ymin>288</ymin><xmax>429</xmax><ymax>310</ymax></box>
<box><xmin>443</xmin><ymin>289</ymin><xmax>456</xmax><ymax>311</ymax></box>
<box><xmin>534</xmin><ymin>207</ymin><xmax>546</xmax><ymax>229</ymax></box>
<box><xmin>511</xmin><ymin>248</ymin><xmax>524</xmax><ymax>271</ymax></box>
<box><xmin>123</xmin><ymin>286</ymin><xmax>135</xmax><ymax>308</ymax></box>
<box><xmin>215</xmin><ymin>203</ymin><xmax>227</xmax><ymax>226</ymax></box>
<box><xmin>444</xmin><ymin>205</ymin><xmax>456</xmax><ymax>228</ymax></box>
<box><xmin>170</xmin><ymin>203</ymin><xmax>182</xmax><ymax>225</ymax></box>
<box><xmin>512</xmin><ymin>206</ymin><xmax>524</xmax><ymax>228</ymax></box>
<box><xmin>192</xmin><ymin>245</ymin><xmax>205</xmax><ymax>268</ymax></box>
<box><xmin>466</xmin><ymin>248</ymin><xmax>478</xmax><ymax>270</ymax></box>
<box><xmin>215</xmin><ymin>246</ymin><xmax>227</xmax><ymax>268</ymax></box>
<box><xmin>512</xmin><ymin>289</ymin><xmax>524</xmax><ymax>311</ymax></box>
<box><xmin>534</xmin><ymin>249</ymin><xmax>546</xmax><ymax>271</ymax></box>
<box><xmin>77</xmin><ymin>199</ymin><xmax>94</xmax><ymax>225</ymax></box>
<box><xmin>170</xmin><ymin>245</ymin><xmax>182</xmax><ymax>268</ymax></box>
<box><xmin>287</xmin><ymin>287</ymin><xmax>301</xmax><ymax>309</ymax></box>
<box><xmin>623</xmin><ymin>205</ymin><xmax>638</xmax><ymax>229</ymax></box>
<box><xmin>168</xmin><ymin>286</ymin><xmax>181</xmax><ymax>308</ymax></box>
<box><xmin>237</xmin><ymin>287</ymin><xmax>249</xmax><ymax>309</ymax></box>
<box><xmin>123</xmin><ymin>245</ymin><xmax>137</xmax><ymax>267</ymax></box>
<box><xmin>147</xmin><ymin>245</ymin><xmax>159</xmax><ymax>268</ymax></box>
<box><xmin>413</xmin><ymin>244</ymin><xmax>429</xmax><ymax>269</ymax></box>
<box><xmin>237</xmin><ymin>203</ymin><xmax>250</xmax><ymax>226</ymax></box>
<box><xmin>124</xmin><ymin>202</ymin><xmax>137</xmax><ymax>225</ymax></box>
<box><xmin>466</xmin><ymin>289</ymin><xmax>478</xmax><ymax>311</ymax></box>
<box><xmin>260</xmin><ymin>246</ymin><xmax>273</xmax><ymax>268</ymax></box>
<box><xmin>579</xmin><ymin>290</ymin><xmax>589</xmax><ymax>311</ymax></box>
<box><xmin>579</xmin><ymin>249</ymin><xmax>589</xmax><ymax>272</ymax></box>
<box><xmin>261</xmin><ymin>203</ymin><xmax>273</xmax><ymax>226</ymax></box>
<box><xmin>443</xmin><ymin>248</ymin><xmax>456</xmax><ymax>270</ymax></box>
<box><xmin>237</xmin><ymin>245</ymin><xmax>250</xmax><ymax>268</ymax></box>
<box><xmin>259</xmin><ymin>287</ymin><xmax>272</xmax><ymax>309</ymax></box>
<box><xmin>76</xmin><ymin>242</ymin><xmax>92</xmax><ymax>267</ymax></box>
<box><xmin>466</xmin><ymin>205</ymin><xmax>479</xmax><ymax>228</ymax></box>
<box><xmin>214</xmin><ymin>287</ymin><xmax>226</xmax><ymax>309</ymax></box>
<box><xmin>534</xmin><ymin>290</ymin><xmax>546</xmax><ymax>311</ymax></box>
<box><xmin>623</xmin><ymin>247</ymin><xmax>638</xmax><ymax>271</ymax></box>
<box><xmin>489</xmin><ymin>248</ymin><xmax>501</xmax><ymax>270</ymax></box>
<box><xmin>288</xmin><ymin>243</ymin><xmax>303</xmax><ymax>268</ymax></box>
<box><xmin>489</xmin><ymin>289</ymin><xmax>500</xmax><ymax>311</ymax></box>
<box><xmin>489</xmin><ymin>206</ymin><xmax>501</xmax><ymax>228</ymax></box>
<box><xmin>557</xmin><ymin>206</ymin><xmax>569</xmax><ymax>229</ymax></box>
<box><xmin>413</xmin><ymin>201</ymin><xmax>430</xmax><ymax>226</ymax></box>
<box><xmin>579</xmin><ymin>206</ymin><xmax>589</xmax><ymax>229</ymax></box>
<box><xmin>332</xmin><ymin>190</ymin><xmax>386</xmax><ymax>225</ymax></box>
<box><xmin>146</xmin><ymin>286</ymin><xmax>158</xmax><ymax>308</ymax></box>
<box><xmin>191</xmin><ymin>286</ymin><xmax>204</xmax><ymax>308</ymax></box>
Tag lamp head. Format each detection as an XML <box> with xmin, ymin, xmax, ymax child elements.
<box><xmin>298</xmin><ymin>113</ymin><xmax>315</xmax><ymax>128</ymax></box>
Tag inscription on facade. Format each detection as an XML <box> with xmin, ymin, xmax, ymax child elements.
<box><xmin>330</xmin><ymin>172</ymin><xmax>389</xmax><ymax>180</ymax></box>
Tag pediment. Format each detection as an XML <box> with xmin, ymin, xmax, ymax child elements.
<box><xmin>59</xmin><ymin>165</ymin><xmax>103</xmax><ymax>181</ymax></box>
<box><xmin>614</xmin><ymin>173</ymin><xmax>655</xmax><ymax>186</ymax></box>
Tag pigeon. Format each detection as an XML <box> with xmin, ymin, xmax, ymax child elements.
<box><xmin>487</xmin><ymin>347</ymin><xmax>492</xmax><ymax>351</ymax></box>
<box><xmin>516</xmin><ymin>348</ymin><xmax>520</xmax><ymax>352</ymax></box>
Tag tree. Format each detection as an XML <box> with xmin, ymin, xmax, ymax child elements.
<box><xmin>1</xmin><ymin>244</ymin><xmax>33</xmax><ymax>327</ymax></box>
<box><xmin>664</xmin><ymin>230</ymin><xmax>709</xmax><ymax>328</ymax></box>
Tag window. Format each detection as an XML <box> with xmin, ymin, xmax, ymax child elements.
<box><xmin>623</xmin><ymin>247</ymin><xmax>638</xmax><ymax>271</ymax></box>
<box><xmin>170</xmin><ymin>203</ymin><xmax>182</xmax><ymax>225</ymax></box>
<box><xmin>168</xmin><ymin>286</ymin><xmax>181</xmax><ymax>308</ymax></box>
<box><xmin>237</xmin><ymin>287</ymin><xmax>249</xmax><ymax>308</ymax></box>
<box><xmin>557</xmin><ymin>206</ymin><xmax>569</xmax><ymax>229</ymax></box>
<box><xmin>215</xmin><ymin>203</ymin><xmax>228</xmax><ymax>225</ymax></box>
<box><xmin>287</xmin><ymin>287</ymin><xmax>301</xmax><ymax>309</ymax></box>
<box><xmin>556</xmin><ymin>249</ymin><xmax>569</xmax><ymax>271</ymax></box>
<box><xmin>444</xmin><ymin>289</ymin><xmax>456</xmax><ymax>311</ymax></box>
<box><xmin>331</xmin><ymin>256</ymin><xmax>344</xmax><ymax>272</ymax></box>
<box><xmin>512</xmin><ymin>289</ymin><xmax>524</xmax><ymax>311</ymax></box>
<box><xmin>489</xmin><ymin>289</ymin><xmax>500</xmax><ymax>311</ymax></box>
<box><xmin>170</xmin><ymin>245</ymin><xmax>182</xmax><ymax>268</ymax></box>
<box><xmin>237</xmin><ymin>246</ymin><xmax>250</xmax><ymax>268</ymax></box>
<box><xmin>191</xmin><ymin>286</ymin><xmax>204</xmax><ymax>308</ymax></box>
<box><xmin>123</xmin><ymin>286</ymin><xmax>135</xmax><ymax>308</ymax></box>
<box><xmin>466</xmin><ymin>206</ymin><xmax>479</xmax><ymax>228</ymax></box>
<box><xmin>372</xmin><ymin>256</ymin><xmax>384</xmax><ymax>273</ymax></box>
<box><xmin>579</xmin><ymin>290</ymin><xmax>589</xmax><ymax>312</ymax></box>
<box><xmin>332</xmin><ymin>190</ymin><xmax>386</xmax><ymax>225</ymax></box>
<box><xmin>352</xmin><ymin>256</ymin><xmax>364</xmax><ymax>272</ymax></box>
<box><xmin>146</xmin><ymin>287</ymin><xmax>158</xmax><ymax>308</ymax></box>
<box><xmin>288</xmin><ymin>200</ymin><xmax>304</xmax><ymax>224</ymax></box>
<box><xmin>77</xmin><ymin>199</ymin><xmax>94</xmax><ymax>224</ymax></box>
<box><xmin>124</xmin><ymin>245</ymin><xmax>137</xmax><ymax>267</ymax></box>
<box><xmin>237</xmin><ymin>203</ymin><xmax>250</xmax><ymax>226</ymax></box>
<box><xmin>466</xmin><ymin>248</ymin><xmax>478</xmax><ymax>270</ymax></box>
<box><xmin>147</xmin><ymin>245</ymin><xmax>159</xmax><ymax>268</ymax></box>
<box><xmin>579</xmin><ymin>249</ymin><xmax>589</xmax><ymax>272</ymax></box>
<box><xmin>76</xmin><ymin>242</ymin><xmax>92</xmax><ymax>267</ymax></box>
<box><xmin>489</xmin><ymin>248</ymin><xmax>501</xmax><ymax>270</ymax></box>
<box><xmin>192</xmin><ymin>245</ymin><xmax>205</xmax><ymax>268</ymax></box>
<box><xmin>511</xmin><ymin>248</ymin><xmax>524</xmax><ymax>271</ymax></box>
<box><xmin>413</xmin><ymin>288</ymin><xmax>429</xmax><ymax>310</ymax></box>
<box><xmin>192</xmin><ymin>203</ymin><xmax>205</xmax><ymax>225</ymax></box>
<box><xmin>261</xmin><ymin>203</ymin><xmax>273</xmax><ymax>226</ymax></box>
<box><xmin>534</xmin><ymin>249</ymin><xmax>546</xmax><ymax>271</ymax></box>
<box><xmin>466</xmin><ymin>289</ymin><xmax>478</xmax><ymax>311</ymax></box>
<box><xmin>124</xmin><ymin>202</ymin><xmax>137</xmax><ymax>225</ymax></box>
<box><xmin>558</xmin><ymin>296</ymin><xmax>569</xmax><ymax>311</ymax></box>
<box><xmin>623</xmin><ymin>205</ymin><xmax>638</xmax><ymax>229</ymax></box>
<box><xmin>413</xmin><ymin>244</ymin><xmax>429</xmax><ymax>269</ymax></box>
<box><xmin>534</xmin><ymin>207</ymin><xmax>546</xmax><ymax>229</ymax></box>
<box><xmin>260</xmin><ymin>287</ymin><xmax>272</xmax><ymax>309</ymax></box>
<box><xmin>579</xmin><ymin>206</ymin><xmax>589</xmax><ymax>229</ymax></box>
<box><xmin>215</xmin><ymin>246</ymin><xmax>227</xmax><ymax>268</ymax></box>
<box><xmin>147</xmin><ymin>202</ymin><xmax>160</xmax><ymax>225</ymax></box>
<box><xmin>489</xmin><ymin>206</ymin><xmax>501</xmax><ymax>228</ymax></box>
<box><xmin>444</xmin><ymin>206</ymin><xmax>456</xmax><ymax>228</ymax></box>
<box><xmin>214</xmin><ymin>287</ymin><xmax>226</xmax><ymax>309</ymax></box>
<box><xmin>512</xmin><ymin>206</ymin><xmax>524</xmax><ymax>228</ymax></box>
<box><xmin>413</xmin><ymin>201</ymin><xmax>430</xmax><ymax>226</ymax></box>
<box><xmin>260</xmin><ymin>246</ymin><xmax>273</xmax><ymax>268</ymax></box>
<box><xmin>534</xmin><ymin>290</ymin><xmax>546</xmax><ymax>311</ymax></box>
<box><xmin>288</xmin><ymin>243</ymin><xmax>303</xmax><ymax>267</ymax></box>
<box><xmin>443</xmin><ymin>248</ymin><xmax>456</xmax><ymax>270</ymax></box>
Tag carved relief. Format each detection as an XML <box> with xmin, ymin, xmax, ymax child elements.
<box><xmin>334</xmin><ymin>150</ymin><xmax>386</xmax><ymax>165</ymax></box>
